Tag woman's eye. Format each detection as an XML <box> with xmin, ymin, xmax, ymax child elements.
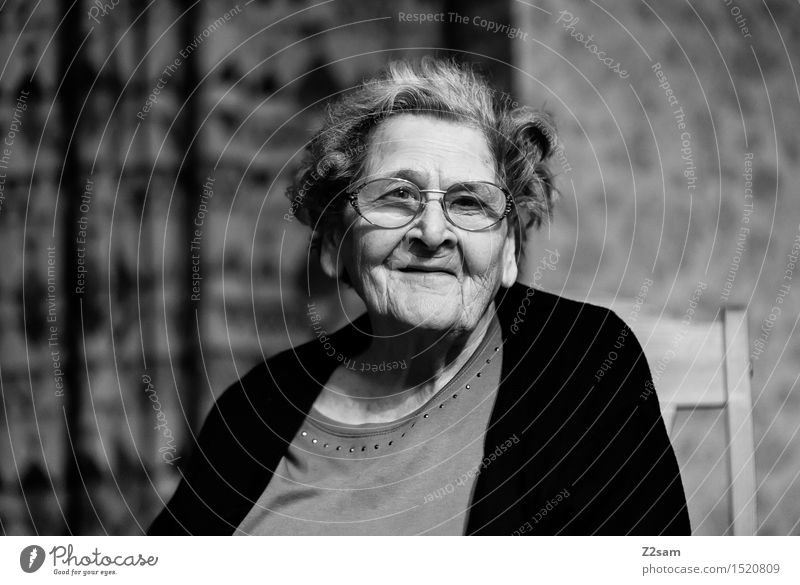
<box><xmin>449</xmin><ymin>194</ymin><xmax>485</xmax><ymax>211</ymax></box>
<box><xmin>382</xmin><ymin>188</ymin><xmax>414</xmax><ymax>200</ymax></box>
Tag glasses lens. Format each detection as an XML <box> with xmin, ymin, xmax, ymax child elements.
<box><xmin>444</xmin><ymin>183</ymin><xmax>507</xmax><ymax>230</ymax></box>
<box><xmin>356</xmin><ymin>179</ymin><xmax>420</xmax><ymax>228</ymax></box>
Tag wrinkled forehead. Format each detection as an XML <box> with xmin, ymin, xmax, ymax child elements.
<box><xmin>360</xmin><ymin>114</ymin><xmax>497</xmax><ymax>185</ymax></box>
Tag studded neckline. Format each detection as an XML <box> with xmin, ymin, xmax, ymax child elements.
<box><xmin>298</xmin><ymin>314</ymin><xmax>502</xmax><ymax>455</ymax></box>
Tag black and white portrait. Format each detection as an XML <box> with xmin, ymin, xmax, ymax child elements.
<box><xmin>0</xmin><ymin>0</ymin><xmax>798</xmax><ymax>547</ymax></box>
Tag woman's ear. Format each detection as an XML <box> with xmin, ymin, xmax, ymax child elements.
<box><xmin>513</xmin><ymin>111</ymin><xmax>556</xmax><ymax>162</ymax></box>
<box><xmin>319</xmin><ymin>228</ymin><xmax>345</xmax><ymax>280</ymax></box>
<box><xmin>501</xmin><ymin>229</ymin><xmax>518</xmax><ymax>288</ymax></box>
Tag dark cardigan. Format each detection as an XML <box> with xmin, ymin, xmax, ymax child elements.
<box><xmin>148</xmin><ymin>283</ymin><xmax>691</xmax><ymax>535</ymax></box>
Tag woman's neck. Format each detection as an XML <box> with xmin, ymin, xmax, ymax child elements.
<box><xmin>314</xmin><ymin>302</ymin><xmax>496</xmax><ymax>424</ymax></box>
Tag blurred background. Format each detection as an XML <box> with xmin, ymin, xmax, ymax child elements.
<box><xmin>0</xmin><ymin>0</ymin><xmax>798</xmax><ymax>535</ymax></box>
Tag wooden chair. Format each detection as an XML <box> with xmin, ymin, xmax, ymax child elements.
<box><xmin>587</xmin><ymin>297</ymin><xmax>757</xmax><ymax>535</ymax></box>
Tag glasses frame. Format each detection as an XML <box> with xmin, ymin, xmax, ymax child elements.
<box><xmin>346</xmin><ymin>177</ymin><xmax>513</xmax><ymax>232</ymax></box>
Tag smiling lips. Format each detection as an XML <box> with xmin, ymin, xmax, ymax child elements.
<box><xmin>398</xmin><ymin>264</ymin><xmax>456</xmax><ymax>276</ymax></box>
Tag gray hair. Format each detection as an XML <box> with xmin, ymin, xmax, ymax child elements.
<box><xmin>287</xmin><ymin>56</ymin><xmax>558</xmax><ymax>263</ymax></box>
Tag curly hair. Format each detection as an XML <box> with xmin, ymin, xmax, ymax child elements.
<box><xmin>286</xmin><ymin>57</ymin><xmax>558</xmax><ymax>262</ymax></box>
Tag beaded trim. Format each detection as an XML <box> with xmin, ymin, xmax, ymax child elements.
<box><xmin>299</xmin><ymin>345</ymin><xmax>500</xmax><ymax>454</ymax></box>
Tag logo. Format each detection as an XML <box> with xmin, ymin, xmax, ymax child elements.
<box><xmin>20</xmin><ymin>545</ymin><xmax>46</xmax><ymax>573</ymax></box>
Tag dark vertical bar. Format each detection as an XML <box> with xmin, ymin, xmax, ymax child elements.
<box><xmin>57</xmin><ymin>0</ymin><xmax>89</xmax><ymax>534</ymax></box>
<box><xmin>124</xmin><ymin>0</ymin><xmax>156</xmax><ymax>519</ymax></box>
<box><xmin>175</xmin><ymin>1</ymin><xmax>202</xmax><ymax>435</ymax></box>
<box><xmin>441</xmin><ymin>0</ymin><xmax>513</xmax><ymax>92</ymax></box>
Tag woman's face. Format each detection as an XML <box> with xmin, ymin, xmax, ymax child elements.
<box><xmin>321</xmin><ymin>114</ymin><xmax>518</xmax><ymax>333</ymax></box>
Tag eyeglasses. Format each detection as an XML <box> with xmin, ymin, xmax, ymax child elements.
<box><xmin>346</xmin><ymin>177</ymin><xmax>512</xmax><ymax>231</ymax></box>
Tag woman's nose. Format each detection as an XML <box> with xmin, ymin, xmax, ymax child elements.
<box><xmin>411</xmin><ymin>197</ymin><xmax>457</xmax><ymax>248</ymax></box>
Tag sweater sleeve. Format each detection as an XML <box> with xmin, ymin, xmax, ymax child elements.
<box><xmin>147</xmin><ymin>366</ymin><xmax>275</xmax><ymax>535</ymax></box>
<box><xmin>565</xmin><ymin>311</ymin><xmax>691</xmax><ymax>535</ymax></box>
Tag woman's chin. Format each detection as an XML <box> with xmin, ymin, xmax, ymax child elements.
<box><xmin>384</xmin><ymin>301</ymin><xmax>466</xmax><ymax>332</ymax></box>
<box><xmin>363</xmin><ymin>281</ymin><xmax>478</xmax><ymax>332</ymax></box>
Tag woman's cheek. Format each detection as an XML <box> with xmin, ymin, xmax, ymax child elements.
<box><xmin>463</xmin><ymin>235</ymin><xmax>503</xmax><ymax>282</ymax></box>
<box><xmin>356</xmin><ymin>243</ymin><xmax>396</xmax><ymax>311</ymax></box>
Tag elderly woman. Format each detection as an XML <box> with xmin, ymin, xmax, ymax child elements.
<box><xmin>149</xmin><ymin>58</ymin><xmax>689</xmax><ymax>535</ymax></box>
